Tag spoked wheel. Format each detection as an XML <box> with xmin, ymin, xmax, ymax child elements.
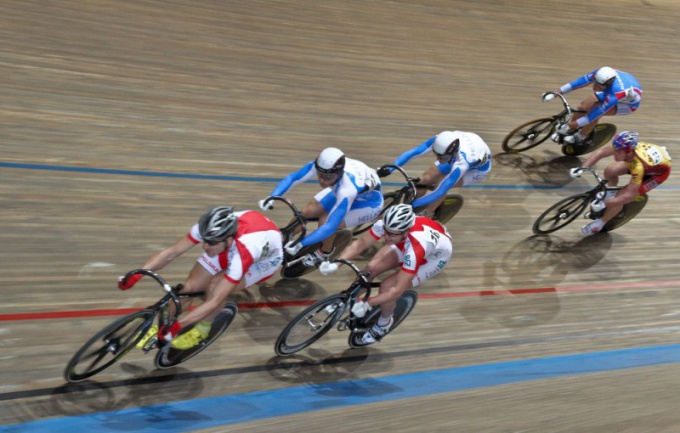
<box><xmin>274</xmin><ymin>294</ymin><xmax>347</xmax><ymax>356</ymax></box>
<box><xmin>432</xmin><ymin>194</ymin><xmax>464</xmax><ymax>224</ymax></box>
<box><xmin>603</xmin><ymin>194</ymin><xmax>648</xmax><ymax>232</ymax></box>
<box><xmin>155</xmin><ymin>303</ymin><xmax>238</xmax><ymax>369</ymax></box>
<box><xmin>502</xmin><ymin>118</ymin><xmax>555</xmax><ymax>153</ymax></box>
<box><xmin>352</xmin><ymin>192</ymin><xmax>400</xmax><ymax>236</ymax></box>
<box><xmin>348</xmin><ymin>290</ymin><xmax>418</xmax><ymax>348</ymax></box>
<box><xmin>281</xmin><ymin>229</ymin><xmax>353</xmax><ymax>279</ymax></box>
<box><xmin>532</xmin><ymin>194</ymin><xmax>589</xmax><ymax>235</ymax></box>
<box><xmin>64</xmin><ymin>310</ymin><xmax>154</xmax><ymax>383</ymax></box>
<box><xmin>562</xmin><ymin>123</ymin><xmax>617</xmax><ymax>156</ymax></box>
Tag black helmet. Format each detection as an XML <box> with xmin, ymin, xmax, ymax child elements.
<box><xmin>198</xmin><ymin>206</ymin><xmax>238</xmax><ymax>242</ymax></box>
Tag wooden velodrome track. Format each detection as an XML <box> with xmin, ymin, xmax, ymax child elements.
<box><xmin>2</xmin><ymin>1</ymin><xmax>680</xmax><ymax>431</ymax></box>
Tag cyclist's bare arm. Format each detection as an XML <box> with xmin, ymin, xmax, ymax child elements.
<box><xmin>338</xmin><ymin>231</ymin><xmax>378</xmax><ymax>263</ymax></box>
<box><xmin>581</xmin><ymin>145</ymin><xmax>615</xmax><ymax>169</ymax></box>
<box><xmin>367</xmin><ymin>269</ymin><xmax>412</xmax><ymax>308</ymax></box>
<box><xmin>141</xmin><ymin>236</ymin><xmax>197</xmax><ymax>272</ymax></box>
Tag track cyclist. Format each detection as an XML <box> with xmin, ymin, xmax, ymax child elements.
<box><xmin>259</xmin><ymin>147</ymin><xmax>383</xmax><ymax>267</ymax></box>
<box><xmin>571</xmin><ymin>131</ymin><xmax>671</xmax><ymax>236</ymax></box>
<box><xmin>319</xmin><ymin>204</ymin><xmax>452</xmax><ymax>345</ymax></box>
<box><xmin>378</xmin><ymin>130</ymin><xmax>491</xmax><ymax>217</ymax></box>
<box><xmin>543</xmin><ymin>66</ymin><xmax>642</xmax><ymax>146</ymax></box>
<box><xmin>118</xmin><ymin>206</ymin><xmax>283</xmax><ymax>349</ymax></box>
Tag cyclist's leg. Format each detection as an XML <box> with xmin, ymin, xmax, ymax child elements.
<box><xmin>416</xmin><ymin>165</ymin><xmax>446</xmax><ymax>216</ymax></box>
<box><xmin>342</xmin><ymin>189</ymin><xmax>383</xmax><ymax>235</ymax></box>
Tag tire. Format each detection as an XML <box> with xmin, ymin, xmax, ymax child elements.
<box><xmin>274</xmin><ymin>294</ymin><xmax>346</xmax><ymax>356</ymax></box>
<box><xmin>281</xmin><ymin>229</ymin><xmax>353</xmax><ymax>279</ymax></box>
<box><xmin>603</xmin><ymin>193</ymin><xmax>648</xmax><ymax>232</ymax></box>
<box><xmin>433</xmin><ymin>194</ymin><xmax>464</xmax><ymax>224</ymax></box>
<box><xmin>352</xmin><ymin>192</ymin><xmax>400</xmax><ymax>236</ymax></box>
<box><xmin>561</xmin><ymin>123</ymin><xmax>617</xmax><ymax>156</ymax></box>
<box><xmin>532</xmin><ymin>194</ymin><xmax>590</xmax><ymax>235</ymax></box>
<box><xmin>64</xmin><ymin>310</ymin><xmax>155</xmax><ymax>383</ymax></box>
<box><xmin>348</xmin><ymin>290</ymin><xmax>418</xmax><ymax>348</ymax></box>
<box><xmin>502</xmin><ymin>118</ymin><xmax>555</xmax><ymax>153</ymax></box>
<box><xmin>155</xmin><ymin>303</ymin><xmax>238</xmax><ymax>369</ymax></box>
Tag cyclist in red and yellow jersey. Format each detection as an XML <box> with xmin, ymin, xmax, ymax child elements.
<box><xmin>570</xmin><ymin>131</ymin><xmax>671</xmax><ymax>235</ymax></box>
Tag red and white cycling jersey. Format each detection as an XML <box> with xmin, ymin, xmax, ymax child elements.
<box><xmin>369</xmin><ymin>216</ymin><xmax>452</xmax><ymax>275</ymax></box>
<box><xmin>188</xmin><ymin>210</ymin><xmax>283</xmax><ymax>285</ymax></box>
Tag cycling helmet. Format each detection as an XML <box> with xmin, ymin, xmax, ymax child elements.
<box><xmin>198</xmin><ymin>206</ymin><xmax>238</xmax><ymax>242</ymax></box>
<box><xmin>432</xmin><ymin>131</ymin><xmax>460</xmax><ymax>158</ymax></box>
<box><xmin>612</xmin><ymin>131</ymin><xmax>638</xmax><ymax>152</ymax></box>
<box><xmin>383</xmin><ymin>204</ymin><xmax>416</xmax><ymax>233</ymax></box>
<box><xmin>315</xmin><ymin>147</ymin><xmax>346</xmax><ymax>174</ymax></box>
<box><xmin>594</xmin><ymin>66</ymin><xmax>616</xmax><ymax>87</ymax></box>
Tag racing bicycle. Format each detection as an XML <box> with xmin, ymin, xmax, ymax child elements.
<box><xmin>502</xmin><ymin>92</ymin><xmax>617</xmax><ymax>156</ymax></box>
<box><xmin>274</xmin><ymin>258</ymin><xmax>418</xmax><ymax>355</ymax></box>
<box><xmin>351</xmin><ymin>164</ymin><xmax>464</xmax><ymax>236</ymax></box>
<box><xmin>263</xmin><ymin>196</ymin><xmax>352</xmax><ymax>279</ymax></box>
<box><xmin>532</xmin><ymin>167</ymin><xmax>648</xmax><ymax>235</ymax></box>
<box><xmin>64</xmin><ymin>269</ymin><xmax>237</xmax><ymax>382</ymax></box>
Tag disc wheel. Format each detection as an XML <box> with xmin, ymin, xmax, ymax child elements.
<box><xmin>561</xmin><ymin>123</ymin><xmax>617</xmax><ymax>156</ymax></box>
<box><xmin>432</xmin><ymin>194</ymin><xmax>464</xmax><ymax>224</ymax></box>
<box><xmin>348</xmin><ymin>290</ymin><xmax>418</xmax><ymax>348</ymax></box>
<box><xmin>603</xmin><ymin>194</ymin><xmax>648</xmax><ymax>232</ymax></box>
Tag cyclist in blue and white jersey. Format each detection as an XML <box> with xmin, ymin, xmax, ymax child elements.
<box><xmin>544</xmin><ymin>66</ymin><xmax>642</xmax><ymax>145</ymax></box>
<box><xmin>259</xmin><ymin>147</ymin><xmax>382</xmax><ymax>266</ymax></box>
<box><xmin>378</xmin><ymin>130</ymin><xmax>491</xmax><ymax>217</ymax></box>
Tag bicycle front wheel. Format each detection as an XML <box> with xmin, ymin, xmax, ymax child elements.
<box><xmin>348</xmin><ymin>290</ymin><xmax>418</xmax><ymax>348</ymax></box>
<box><xmin>64</xmin><ymin>309</ymin><xmax>155</xmax><ymax>383</ymax></box>
<box><xmin>562</xmin><ymin>123</ymin><xmax>617</xmax><ymax>156</ymax></box>
<box><xmin>603</xmin><ymin>194</ymin><xmax>648</xmax><ymax>233</ymax></box>
<box><xmin>532</xmin><ymin>194</ymin><xmax>589</xmax><ymax>235</ymax></box>
<box><xmin>502</xmin><ymin>118</ymin><xmax>555</xmax><ymax>153</ymax></box>
<box><xmin>433</xmin><ymin>194</ymin><xmax>464</xmax><ymax>224</ymax></box>
<box><xmin>274</xmin><ymin>294</ymin><xmax>346</xmax><ymax>356</ymax></box>
<box><xmin>155</xmin><ymin>302</ymin><xmax>238</xmax><ymax>369</ymax></box>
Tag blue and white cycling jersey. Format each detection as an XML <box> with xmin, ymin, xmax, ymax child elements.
<box><xmin>393</xmin><ymin>131</ymin><xmax>491</xmax><ymax>208</ymax></box>
<box><xmin>270</xmin><ymin>157</ymin><xmax>382</xmax><ymax>247</ymax></box>
<box><xmin>559</xmin><ymin>68</ymin><xmax>642</xmax><ymax>128</ymax></box>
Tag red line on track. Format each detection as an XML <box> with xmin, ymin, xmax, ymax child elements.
<box><xmin>1</xmin><ymin>280</ymin><xmax>678</xmax><ymax>322</ymax></box>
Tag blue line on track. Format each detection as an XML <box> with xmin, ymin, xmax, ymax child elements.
<box><xmin>4</xmin><ymin>343</ymin><xmax>680</xmax><ymax>432</ymax></box>
<box><xmin>3</xmin><ymin>161</ymin><xmax>679</xmax><ymax>191</ymax></box>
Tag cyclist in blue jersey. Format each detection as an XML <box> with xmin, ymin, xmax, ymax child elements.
<box><xmin>377</xmin><ymin>130</ymin><xmax>492</xmax><ymax>217</ymax></box>
<box><xmin>543</xmin><ymin>66</ymin><xmax>642</xmax><ymax>145</ymax></box>
<box><xmin>259</xmin><ymin>147</ymin><xmax>383</xmax><ymax>266</ymax></box>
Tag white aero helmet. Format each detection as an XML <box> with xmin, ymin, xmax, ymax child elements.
<box><xmin>315</xmin><ymin>147</ymin><xmax>346</xmax><ymax>174</ymax></box>
<box><xmin>432</xmin><ymin>131</ymin><xmax>460</xmax><ymax>157</ymax></box>
<box><xmin>594</xmin><ymin>66</ymin><xmax>616</xmax><ymax>86</ymax></box>
<box><xmin>383</xmin><ymin>204</ymin><xmax>415</xmax><ymax>233</ymax></box>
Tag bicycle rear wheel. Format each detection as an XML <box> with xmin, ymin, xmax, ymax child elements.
<box><xmin>348</xmin><ymin>290</ymin><xmax>418</xmax><ymax>348</ymax></box>
<box><xmin>561</xmin><ymin>123</ymin><xmax>617</xmax><ymax>156</ymax></box>
<box><xmin>502</xmin><ymin>118</ymin><xmax>555</xmax><ymax>153</ymax></box>
<box><xmin>274</xmin><ymin>294</ymin><xmax>346</xmax><ymax>356</ymax></box>
<box><xmin>64</xmin><ymin>309</ymin><xmax>154</xmax><ymax>382</ymax></box>
<box><xmin>281</xmin><ymin>229</ymin><xmax>353</xmax><ymax>279</ymax></box>
<box><xmin>603</xmin><ymin>194</ymin><xmax>648</xmax><ymax>232</ymax></box>
<box><xmin>532</xmin><ymin>194</ymin><xmax>589</xmax><ymax>235</ymax></box>
<box><xmin>433</xmin><ymin>194</ymin><xmax>464</xmax><ymax>224</ymax></box>
<box><xmin>155</xmin><ymin>302</ymin><xmax>238</xmax><ymax>369</ymax></box>
<box><xmin>352</xmin><ymin>192</ymin><xmax>400</xmax><ymax>236</ymax></box>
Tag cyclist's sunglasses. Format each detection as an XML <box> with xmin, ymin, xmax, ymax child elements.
<box><xmin>384</xmin><ymin>230</ymin><xmax>406</xmax><ymax>238</ymax></box>
<box><xmin>317</xmin><ymin>170</ymin><xmax>339</xmax><ymax>180</ymax></box>
<box><xmin>434</xmin><ymin>151</ymin><xmax>454</xmax><ymax>163</ymax></box>
<box><xmin>205</xmin><ymin>239</ymin><xmax>225</xmax><ymax>246</ymax></box>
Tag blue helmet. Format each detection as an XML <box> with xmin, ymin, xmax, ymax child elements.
<box><xmin>612</xmin><ymin>131</ymin><xmax>638</xmax><ymax>152</ymax></box>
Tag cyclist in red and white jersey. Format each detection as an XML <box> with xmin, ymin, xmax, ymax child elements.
<box><xmin>117</xmin><ymin>206</ymin><xmax>283</xmax><ymax>349</ymax></box>
<box><xmin>319</xmin><ymin>204</ymin><xmax>452</xmax><ymax>344</ymax></box>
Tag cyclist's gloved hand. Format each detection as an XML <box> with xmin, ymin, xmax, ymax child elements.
<box><xmin>159</xmin><ymin>321</ymin><xmax>182</xmax><ymax>342</ymax></box>
<box><xmin>556</xmin><ymin>123</ymin><xmax>571</xmax><ymax>135</ymax></box>
<box><xmin>351</xmin><ymin>301</ymin><xmax>372</xmax><ymax>318</ymax></box>
<box><xmin>284</xmin><ymin>240</ymin><xmax>303</xmax><ymax>256</ymax></box>
<box><xmin>569</xmin><ymin>167</ymin><xmax>584</xmax><ymax>179</ymax></box>
<box><xmin>542</xmin><ymin>92</ymin><xmax>555</xmax><ymax>102</ymax></box>
<box><xmin>118</xmin><ymin>274</ymin><xmax>142</xmax><ymax>291</ymax></box>
<box><xmin>376</xmin><ymin>166</ymin><xmax>392</xmax><ymax>178</ymax></box>
<box><xmin>319</xmin><ymin>261</ymin><xmax>338</xmax><ymax>276</ymax></box>
<box><xmin>258</xmin><ymin>198</ymin><xmax>273</xmax><ymax>212</ymax></box>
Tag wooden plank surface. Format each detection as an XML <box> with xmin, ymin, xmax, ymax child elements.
<box><xmin>2</xmin><ymin>0</ymin><xmax>680</xmax><ymax>431</ymax></box>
